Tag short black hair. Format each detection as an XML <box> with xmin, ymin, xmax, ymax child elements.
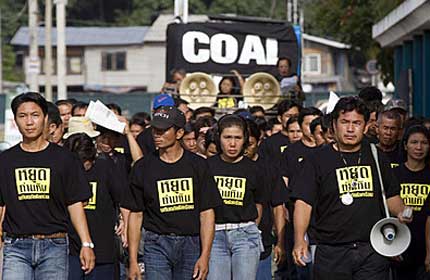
<box><xmin>298</xmin><ymin>107</ymin><xmax>322</xmax><ymax>127</ymax></box>
<box><xmin>358</xmin><ymin>86</ymin><xmax>383</xmax><ymax>103</ymax></box>
<box><xmin>107</xmin><ymin>103</ymin><xmax>122</xmax><ymax>115</ymax></box>
<box><xmin>47</xmin><ymin>102</ymin><xmax>62</xmax><ymax>126</ymax></box>
<box><xmin>63</xmin><ymin>133</ymin><xmax>97</xmax><ymax>163</ymax></box>
<box><xmin>267</xmin><ymin>117</ymin><xmax>281</xmax><ymax>130</ymax></box>
<box><xmin>130</xmin><ymin>112</ymin><xmax>151</xmax><ymax>127</ymax></box>
<box><xmin>183</xmin><ymin>122</ymin><xmax>195</xmax><ymax>135</ymax></box>
<box><xmin>249</xmin><ymin>106</ymin><xmax>265</xmax><ymax>115</ymax></box>
<box><xmin>72</xmin><ymin>101</ymin><xmax>89</xmax><ymax>116</ymax></box>
<box><xmin>331</xmin><ymin>96</ymin><xmax>370</xmax><ymax>124</ymax></box>
<box><xmin>55</xmin><ymin>99</ymin><xmax>74</xmax><ymax>107</ymax></box>
<box><xmin>174</xmin><ymin>98</ymin><xmax>189</xmax><ymax>107</ymax></box>
<box><xmin>277</xmin><ymin>99</ymin><xmax>301</xmax><ymax>116</ymax></box>
<box><xmin>286</xmin><ymin>116</ymin><xmax>299</xmax><ymax>131</ymax></box>
<box><xmin>321</xmin><ymin>114</ymin><xmax>331</xmax><ymax>133</ymax></box>
<box><xmin>254</xmin><ymin>116</ymin><xmax>267</xmax><ymax>132</ymax></box>
<box><xmin>365</xmin><ymin>100</ymin><xmax>383</xmax><ymax>114</ymax></box>
<box><xmin>194</xmin><ymin>107</ymin><xmax>216</xmax><ymax>119</ymax></box>
<box><xmin>12</xmin><ymin>92</ymin><xmax>48</xmax><ymax>117</ymax></box>
<box><xmin>204</xmin><ymin>127</ymin><xmax>217</xmax><ymax>149</ymax></box>
<box><xmin>194</xmin><ymin>116</ymin><xmax>217</xmax><ymax>137</ymax></box>
<box><xmin>309</xmin><ymin>117</ymin><xmax>321</xmax><ymax>135</ymax></box>
<box><xmin>246</xmin><ymin>119</ymin><xmax>261</xmax><ymax>140</ymax></box>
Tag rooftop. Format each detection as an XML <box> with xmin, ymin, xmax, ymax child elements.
<box><xmin>11</xmin><ymin>26</ymin><xmax>149</xmax><ymax>47</ymax></box>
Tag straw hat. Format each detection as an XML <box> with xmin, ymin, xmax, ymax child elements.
<box><xmin>63</xmin><ymin>117</ymin><xmax>100</xmax><ymax>139</ymax></box>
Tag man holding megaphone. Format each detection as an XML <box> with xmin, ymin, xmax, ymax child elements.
<box><xmin>291</xmin><ymin>97</ymin><xmax>412</xmax><ymax>280</ymax></box>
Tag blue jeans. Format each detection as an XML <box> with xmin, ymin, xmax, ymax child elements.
<box><xmin>143</xmin><ymin>231</ymin><xmax>200</xmax><ymax>280</ymax></box>
<box><xmin>207</xmin><ymin>224</ymin><xmax>262</xmax><ymax>280</ymax></box>
<box><xmin>2</xmin><ymin>236</ymin><xmax>69</xmax><ymax>280</ymax></box>
<box><xmin>257</xmin><ymin>254</ymin><xmax>272</xmax><ymax>280</ymax></box>
<box><xmin>68</xmin><ymin>255</ymin><xmax>114</xmax><ymax>280</ymax></box>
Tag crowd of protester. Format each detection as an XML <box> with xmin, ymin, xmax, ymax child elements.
<box><xmin>0</xmin><ymin>56</ymin><xmax>430</xmax><ymax>280</ymax></box>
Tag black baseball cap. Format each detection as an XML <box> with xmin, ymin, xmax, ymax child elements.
<box><xmin>150</xmin><ymin>106</ymin><xmax>186</xmax><ymax>129</ymax></box>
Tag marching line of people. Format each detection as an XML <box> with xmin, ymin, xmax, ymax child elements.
<box><xmin>0</xmin><ymin>79</ymin><xmax>429</xmax><ymax>280</ymax></box>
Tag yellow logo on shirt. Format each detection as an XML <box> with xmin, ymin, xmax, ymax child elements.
<box><xmin>84</xmin><ymin>182</ymin><xmax>97</xmax><ymax>210</ymax></box>
<box><xmin>218</xmin><ymin>97</ymin><xmax>236</xmax><ymax>108</ymax></box>
<box><xmin>280</xmin><ymin>145</ymin><xmax>288</xmax><ymax>153</ymax></box>
<box><xmin>401</xmin><ymin>183</ymin><xmax>430</xmax><ymax>211</ymax></box>
<box><xmin>391</xmin><ymin>163</ymin><xmax>399</xmax><ymax>169</ymax></box>
<box><xmin>336</xmin><ymin>166</ymin><xmax>374</xmax><ymax>198</ymax></box>
<box><xmin>214</xmin><ymin>176</ymin><xmax>246</xmax><ymax>206</ymax></box>
<box><xmin>114</xmin><ymin>147</ymin><xmax>125</xmax><ymax>154</ymax></box>
<box><xmin>157</xmin><ymin>178</ymin><xmax>194</xmax><ymax>213</ymax></box>
<box><xmin>15</xmin><ymin>168</ymin><xmax>50</xmax><ymax>200</ymax></box>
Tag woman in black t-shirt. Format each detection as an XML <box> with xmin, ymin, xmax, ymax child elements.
<box><xmin>395</xmin><ymin>125</ymin><xmax>430</xmax><ymax>279</ymax></box>
<box><xmin>207</xmin><ymin>114</ymin><xmax>266</xmax><ymax>280</ymax></box>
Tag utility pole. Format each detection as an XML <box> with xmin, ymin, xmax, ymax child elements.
<box><xmin>0</xmin><ymin>9</ymin><xmax>3</xmax><ymax>94</ymax></box>
<box><xmin>293</xmin><ymin>0</ymin><xmax>298</xmax><ymax>24</ymax></box>
<box><xmin>45</xmin><ymin>0</ymin><xmax>53</xmax><ymax>101</ymax></box>
<box><xmin>55</xmin><ymin>0</ymin><xmax>67</xmax><ymax>100</ymax></box>
<box><xmin>287</xmin><ymin>0</ymin><xmax>292</xmax><ymax>22</ymax></box>
<box><xmin>28</xmin><ymin>0</ymin><xmax>39</xmax><ymax>92</ymax></box>
<box><xmin>174</xmin><ymin>0</ymin><xmax>188</xmax><ymax>23</ymax></box>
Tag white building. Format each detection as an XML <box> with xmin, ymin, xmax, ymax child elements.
<box><xmin>11</xmin><ymin>14</ymin><xmax>354</xmax><ymax>94</ymax></box>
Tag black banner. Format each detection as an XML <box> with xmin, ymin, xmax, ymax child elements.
<box><xmin>166</xmin><ymin>22</ymin><xmax>299</xmax><ymax>80</ymax></box>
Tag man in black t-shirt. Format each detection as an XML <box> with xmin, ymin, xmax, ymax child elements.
<box><xmin>376</xmin><ymin>110</ymin><xmax>402</xmax><ymax>168</ymax></box>
<box><xmin>292</xmin><ymin>97</ymin><xmax>411</xmax><ymax>280</ymax></box>
<box><xmin>259</xmin><ymin>100</ymin><xmax>301</xmax><ymax>166</ymax></box>
<box><xmin>126</xmin><ymin>106</ymin><xmax>222</xmax><ymax>280</ymax></box>
<box><xmin>0</xmin><ymin>92</ymin><xmax>95</xmax><ymax>279</ymax></box>
<box><xmin>282</xmin><ymin>107</ymin><xmax>322</xmax><ymax>188</ymax></box>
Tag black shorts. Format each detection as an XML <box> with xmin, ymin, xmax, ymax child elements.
<box><xmin>313</xmin><ymin>242</ymin><xmax>389</xmax><ymax>280</ymax></box>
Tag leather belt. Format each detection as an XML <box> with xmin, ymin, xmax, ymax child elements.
<box><xmin>4</xmin><ymin>232</ymin><xmax>67</xmax><ymax>240</ymax></box>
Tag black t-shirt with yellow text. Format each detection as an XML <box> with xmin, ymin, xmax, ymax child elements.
<box><xmin>291</xmin><ymin>143</ymin><xmax>400</xmax><ymax>244</ymax></box>
<box><xmin>125</xmin><ymin>150</ymin><xmax>222</xmax><ymax>235</ymax></box>
<box><xmin>0</xmin><ymin>143</ymin><xmax>91</xmax><ymax>235</ymax></box>
<box><xmin>396</xmin><ymin>164</ymin><xmax>430</xmax><ymax>266</ymax></box>
<box><xmin>207</xmin><ymin>155</ymin><xmax>268</xmax><ymax>224</ymax></box>
<box><xmin>69</xmin><ymin>156</ymin><xmax>128</xmax><ymax>263</ymax></box>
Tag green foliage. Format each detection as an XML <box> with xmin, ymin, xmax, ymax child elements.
<box><xmin>0</xmin><ymin>0</ymin><xmax>405</xmax><ymax>84</ymax></box>
<box><xmin>304</xmin><ymin>0</ymin><xmax>404</xmax><ymax>84</ymax></box>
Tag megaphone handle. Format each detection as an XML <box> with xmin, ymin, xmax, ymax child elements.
<box><xmin>370</xmin><ymin>144</ymin><xmax>390</xmax><ymax>219</ymax></box>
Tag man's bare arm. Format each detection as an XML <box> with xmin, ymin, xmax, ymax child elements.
<box><xmin>293</xmin><ymin>200</ymin><xmax>312</xmax><ymax>267</ymax></box>
<box><xmin>193</xmin><ymin>209</ymin><xmax>215</xmax><ymax>280</ymax></box>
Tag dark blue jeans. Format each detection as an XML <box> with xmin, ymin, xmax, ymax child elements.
<box><xmin>2</xmin><ymin>236</ymin><xmax>69</xmax><ymax>279</ymax></box>
<box><xmin>143</xmin><ymin>231</ymin><xmax>200</xmax><ymax>280</ymax></box>
<box><xmin>257</xmin><ymin>254</ymin><xmax>272</xmax><ymax>280</ymax></box>
<box><xmin>68</xmin><ymin>255</ymin><xmax>115</xmax><ymax>280</ymax></box>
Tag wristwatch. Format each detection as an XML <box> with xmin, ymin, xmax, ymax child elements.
<box><xmin>82</xmin><ymin>242</ymin><xmax>95</xmax><ymax>249</ymax></box>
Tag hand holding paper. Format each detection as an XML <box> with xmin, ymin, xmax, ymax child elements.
<box><xmin>85</xmin><ymin>100</ymin><xmax>126</xmax><ymax>134</ymax></box>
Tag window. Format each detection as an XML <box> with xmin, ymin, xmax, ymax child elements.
<box><xmin>68</xmin><ymin>57</ymin><xmax>82</xmax><ymax>74</ymax></box>
<box><xmin>303</xmin><ymin>53</ymin><xmax>321</xmax><ymax>74</ymax></box>
<box><xmin>101</xmin><ymin>51</ymin><xmax>127</xmax><ymax>71</ymax></box>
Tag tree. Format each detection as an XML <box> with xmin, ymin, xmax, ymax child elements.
<box><xmin>304</xmin><ymin>0</ymin><xmax>404</xmax><ymax>85</ymax></box>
